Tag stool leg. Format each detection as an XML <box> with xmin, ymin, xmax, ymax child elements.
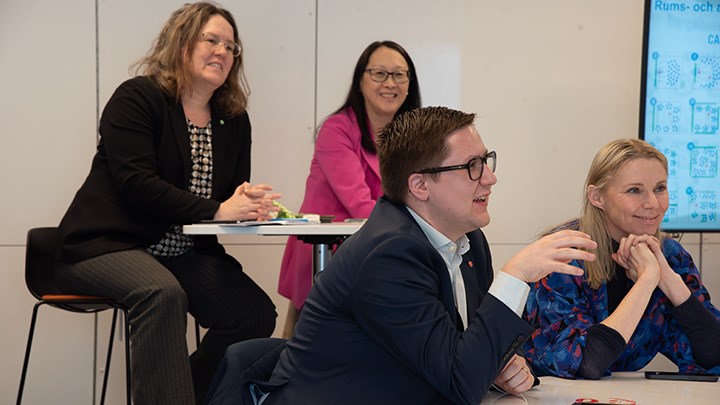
<box><xmin>99</xmin><ymin>309</ymin><xmax>118</xmax><ymax>405</ymax></box>
<box><xmin>16</xmin><ymin>301</ymin><xmax>45</xmax><ymax>405</ymax></box>
<box><xmin>122</xmin><ymin>308</ymin><xmax>131</xmax><ymax>405</ymax></box>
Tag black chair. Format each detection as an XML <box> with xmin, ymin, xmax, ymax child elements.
<box><xmin>16</xmin><ymin>227</ymin><xmax>131</xmax><ymax>405</ymax></box>
<box><xmin>17</xmin><ymin>227</ymin><xmax>204</xmax><ymax>404</ymax></box>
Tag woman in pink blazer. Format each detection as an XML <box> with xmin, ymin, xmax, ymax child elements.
<box><xmin>278</xmin><ymin>40</ymin><xmax>422</xmax><ymax>336</ymax></box>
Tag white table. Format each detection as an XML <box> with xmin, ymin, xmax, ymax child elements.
<box><xmin>183</xmin><ymin>222</ymin><xmax>362</xmax><ymax>274</ymax></box>
<box><xmin>480</xmin><ymin>372</ymin><xmax>719</xmax><ymax>404</ymax></box>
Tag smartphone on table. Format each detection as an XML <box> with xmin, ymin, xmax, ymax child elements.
<box><xmin>644</xmin><ymin>371</ymin><xmax>718</xmax><ymax>382</ymax></box>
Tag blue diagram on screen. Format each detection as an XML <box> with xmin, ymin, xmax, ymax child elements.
<box><xmin>641</xmin><ymin>0</ymin><xmax>720</xmax><ymax>231</ymax></box>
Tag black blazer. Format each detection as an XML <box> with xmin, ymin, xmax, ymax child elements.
<box><xmin>57</xmin><ymin>76</ymin><xmax>251</xmax><ymax>262</ymax></box>
<box><xmin>264</xmin><ymin>198</ymin><xmax>533</xmax><ymax>405</ymax></box>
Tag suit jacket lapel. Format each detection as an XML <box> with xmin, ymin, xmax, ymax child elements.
<box><xmin>357</xmin><ymin>111</ymin><xmax>381</xmax><ymax>186</ymax></box>
<box><xmin>359</xmin><ymin>146</ymin><xmax>380</xmax><ymax>184</ymax></box>
<box><xmin>209</xmin><ymin>103</ymin><xmax>232</xmax><ymax>198</ymax></box>
<box><xmin>170</xmin><ymin>102</ymin><xmax>192</xmax><ymax>183</ymax></box>
<box><xmin>461</xmin><ymin>229</ymin><xmax>494</xmax><ymax>325</ymax></box>
<box><xmin>460</xmin><ymin>250</ymin><xmax>480</xmax><ymax>317</ymax></box>
<box><xmin>405</xmin><ymin>213</ymin><xmax>458</xmax><ymax>319</ymax></box>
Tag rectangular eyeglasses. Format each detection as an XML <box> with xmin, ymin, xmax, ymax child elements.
<box><xmin>415</xmin><ymin>151</ymin><xmax>496</xmax><ymax>181</ymax></box>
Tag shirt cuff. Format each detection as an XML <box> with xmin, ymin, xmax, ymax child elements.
<box><xmin>488</xmin><ymin>272</ymin><xmax>530</xmax><ymax>317</ymax></box>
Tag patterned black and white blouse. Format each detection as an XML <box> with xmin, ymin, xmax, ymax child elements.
<box><xmin>147</xmin><ymin>119</ymin><xmax>213</xmax><ymax>257</ymax></box>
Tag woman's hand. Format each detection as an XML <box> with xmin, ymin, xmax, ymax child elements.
<box><xmin>612</xmin><ymin>234</ymin><xmax>690</xmax><ymax>305</ymax></box>
<box><xmin>603</xmin><ymin>237</ymin><xmax>661</xmax><ymax>341</ymax></box>
<box><xmin>626</xmin><ymin>242</ymin><xmax>661</xmax><ymax>287</ymax></box>
<box><xmin>213</xmin><ymin>182</ymin><xmax>282</xmax><ymax>221</ymax></box>
<box><xmin>612</xmin><ymin>235</ymin><xmax>660</xmax><ymax>287</ymax></box>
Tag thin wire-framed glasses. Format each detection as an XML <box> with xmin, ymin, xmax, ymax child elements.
<box><xmin>416</xmin><ymin>151</ymin><xmax>497</xmax><ymax>181</ymax></box>
<box><xmin>200</xmin><ymin>32</ymin><xmax>241</xmax><ymax>57</ymax></box>
<box><xmin>365</xmin><ymin>68</ymin><xmax>411</xmax><ymax>84</ymax></box>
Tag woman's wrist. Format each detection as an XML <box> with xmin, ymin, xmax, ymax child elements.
<box><xmin>213</xmin><ymin>202</ymin><xmax>229</xmax><ymax>221</ymax></box>
<box><xmin>635</xmin><ymin>266</ymin><xmax>661</xmax><ymax>287</ymax></box>
<box><xmin>658</xmin><ymin>271</ymin><xmax>691</xmax><ymax>306</ymax></box>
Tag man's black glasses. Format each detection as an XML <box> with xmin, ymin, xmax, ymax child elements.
<box><xmin>415</xmin><ymin>151</ymin><xmax>496</xmax><ymax>181</ymax></box>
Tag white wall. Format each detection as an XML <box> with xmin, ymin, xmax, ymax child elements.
<box><xmin>2</xmin><ymin>1</ymin><xmax>718</xmax><ymax>403</ymax></box>
<box><xmin>1</xmin><ymin>0</ymin><xmax>103</xmax><ymax>403</ymax></box>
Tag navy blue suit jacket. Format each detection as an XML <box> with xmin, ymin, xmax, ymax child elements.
<box><xmin>264</xmin><ymin>197</ymin><xmax>532</xmax><ymax>404</ymax></box>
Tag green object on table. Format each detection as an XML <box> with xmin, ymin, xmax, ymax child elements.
<box><xmin>273</xmin><ymin>201</ymin><xmax>297</xmax><ymax>218</ymax></box>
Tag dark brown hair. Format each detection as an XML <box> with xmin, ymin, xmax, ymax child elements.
<box><xmin>377</xmin><ymin>106</ymin><xmax>475</xmax><ymax>203</ymax></box>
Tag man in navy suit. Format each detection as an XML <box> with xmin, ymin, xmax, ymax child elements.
<box><xmin>208</xmin><ymin>106</ymin><xmax>597</xmax><ymax>404</ymax></box>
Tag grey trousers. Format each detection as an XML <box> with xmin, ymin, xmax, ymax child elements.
<box><xmin>55</xmin><ymin>249</ymin><xmax>276</xmax><ymax>405</ymax></box>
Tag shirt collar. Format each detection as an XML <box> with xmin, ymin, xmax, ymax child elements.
<box><xmin>406</xmin><ymin>207</ymin><xmax>470</xmax><ymax>262</ymax></box>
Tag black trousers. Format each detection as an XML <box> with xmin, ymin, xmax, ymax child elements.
<box><xmin>206</xmin><ymin>338</ymin><xmax>288</xmax><ymax>405</ymax></box>
<box><xmin>55</xmin><ymin>248</ymin><xmax>277</xmax><ymax>405</ymax></box>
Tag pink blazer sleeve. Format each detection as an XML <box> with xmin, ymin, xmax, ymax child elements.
<box><xmin>304</xmin><ymin>110</ymin><xmax>381</xmax><ymax>218</ymax></box>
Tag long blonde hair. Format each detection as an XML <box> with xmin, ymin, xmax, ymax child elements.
<box><xmin>132</xmin><ymin>2</ymin><xmax>249</xmax><ymax>116</ymax></box>
<box><xmin>546</xmin><ymin>138</ymin><xmax>668</xmax><ymax>289</ymax></box>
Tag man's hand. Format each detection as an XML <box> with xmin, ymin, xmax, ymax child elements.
<box><xmin>493</xmin><ymin>354</ymin><xmax>535</xmax><ymax>395</ymax></box>
<box><xmin>501</xmin><ymin>230</ymin><xmax>597</xmax><ymax>283</ymax></box>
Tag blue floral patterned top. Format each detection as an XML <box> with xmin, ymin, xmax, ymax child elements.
<box><xmin>524</xmin><ymin>238</ymin><xmax>720</xmax><ymax>378</ymax></box>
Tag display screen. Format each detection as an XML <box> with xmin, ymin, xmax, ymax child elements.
<box><xmin>639</xmin><ymin>0</ymin><xmax>720</xmax><ymax>231</ymax></box>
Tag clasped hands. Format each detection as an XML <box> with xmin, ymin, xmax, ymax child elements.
<box><xmin>612</xmin><ymin>234</ymin><xmax>690</xmax><ymax>305</ymax></box>
<box><xmin>213</xmin><ymin>182</ymin><xmax>282</xmax><ymax>221</ymax></box>
<box><xmin>612</xmin><ymin>234</ymin><xmax>662</xmax><ymax>286</ymax></box>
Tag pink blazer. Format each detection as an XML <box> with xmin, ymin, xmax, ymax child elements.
<box><xmin>279</xmin><ymin>109</ymin><xmax>382</xmax><ymax>308</ymax></box>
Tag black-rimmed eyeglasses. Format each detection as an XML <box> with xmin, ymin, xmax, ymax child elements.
<box><xmin>415</xmin><ymin>151</ymin><xmax>497</xmax><ymax>181</ymax></box>
<box><xmin>365</xmin><ymin>69</ymin><xmax>411</xmax><ymax>84</ymax></box>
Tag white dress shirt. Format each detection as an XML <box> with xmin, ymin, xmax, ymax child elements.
<box><xmin>407</xmin><ymin>207</ymin><xmax>529</xmax><ymax>324</ymax></box>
